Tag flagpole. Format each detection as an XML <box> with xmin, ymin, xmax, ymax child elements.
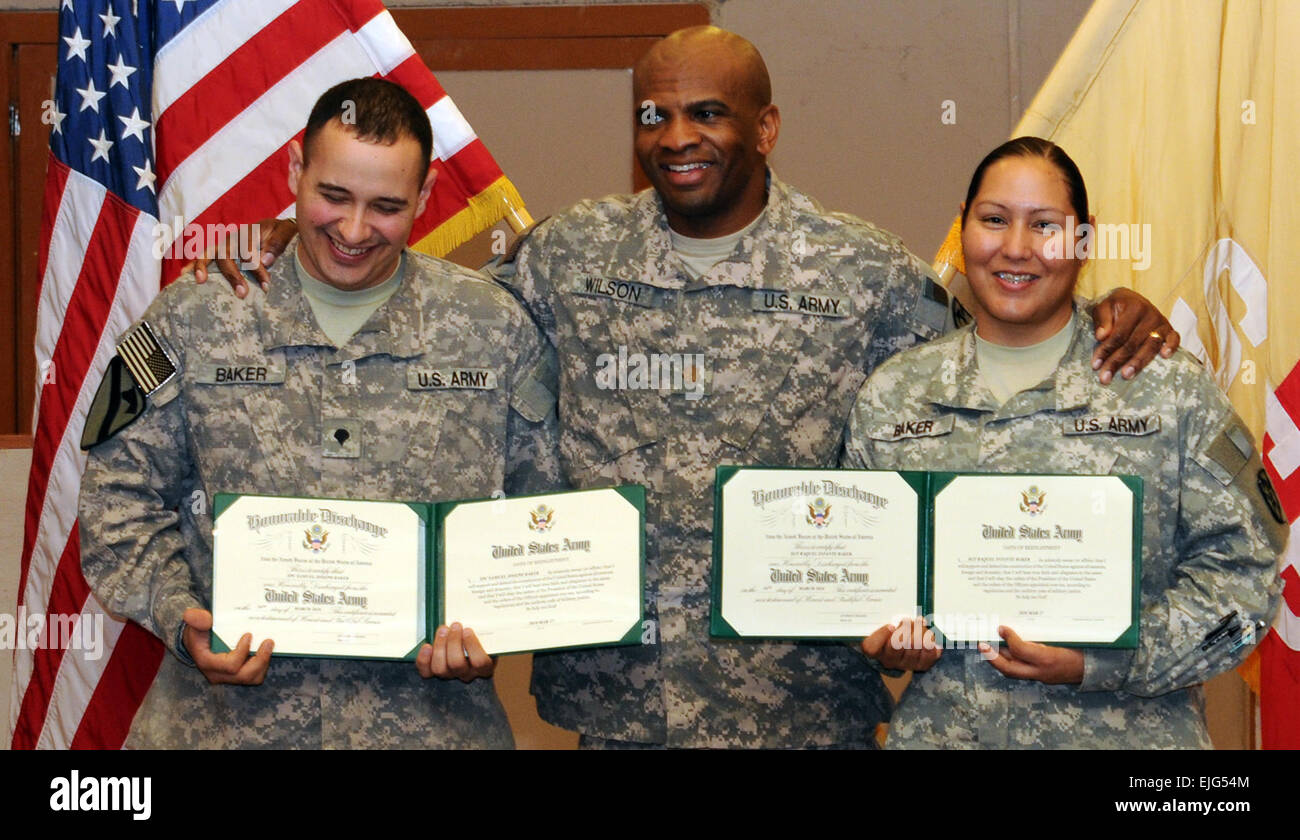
<box><xmin>501</xmin><ymin>193</ymin><xmax>534</xmax><ymax>232</ymax></box>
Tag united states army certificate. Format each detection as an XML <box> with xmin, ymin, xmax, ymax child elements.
<box><xmin>440</xmin><ymin>487</ymin><xmax>644</xmax><ymax>655</ymax></box>
<box><xmin>930</xmin><ymin>474</ymin><xmax>1137</xmax><ymax>645</ymax></box>
<box><xmin>211</xmin><ymin>495</ymin><xmax>427</xmax><ymax>659</ymax></box>
<box><xmin>714</xmin><ymin>468</ymin><xmax>922</xmax><ymax>638</ymax></box>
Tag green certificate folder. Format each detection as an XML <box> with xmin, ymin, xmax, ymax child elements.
<box><xmin>711</xmin><ymin>467</ymin><xmax>1141</xmax><ymax>649</ymax></box>
<box><xmin>212</xmin><ymin>485</ymin><xmax>645</xmax><ymax>660</ymax></box>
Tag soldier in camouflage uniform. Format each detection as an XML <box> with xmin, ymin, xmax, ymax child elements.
<box><xmin>208</xmin><ymin>29</ymin><xmax>1178</xmax><ymax>748</ymax></box>
<box><xmin>845</xmin><ymin>138</ymin><xmax>1286</xmax><ymax>748</ymax></box>
<box><xmin>493</xmin><ymin>170</ymin><xmax>946</xmax><ymax>748</ymax></box>
<box><xmin>483</xmin><ymin>31</ymin><xmax>1176</xmax><ymax>749</ymax></box>
<box><xmin>78</xmin><ymin>79</ymin><xmax>558</xmax><ymax>748</ymax></box>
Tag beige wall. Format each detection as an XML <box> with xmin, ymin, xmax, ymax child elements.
<box><xmin>720</xmin><ymin>0</ymin><xmax>1092</xmax><ymax>259</ymax></box>
<box><xmin>1</xmin><ymin>450</ymin><xmax>31</xmax><ymax>749</ymax></box>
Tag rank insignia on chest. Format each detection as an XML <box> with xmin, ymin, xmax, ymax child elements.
<box><xmin>322</xmin><ymin>418</ymin><xmax>362</xmax><ymax>458</ymax></box>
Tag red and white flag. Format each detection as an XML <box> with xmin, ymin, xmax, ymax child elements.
<box><xmin>12</xmin><ymin>0</ymin><xmax>526</xmax><ymax>749</ymax></box>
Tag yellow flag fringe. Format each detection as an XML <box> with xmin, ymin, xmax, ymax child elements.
<box><xmin>410</xmin><ymin>175</ymin><xmax>528</xmax><ymax>258</ymax></box>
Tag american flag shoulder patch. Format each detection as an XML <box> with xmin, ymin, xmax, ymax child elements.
<box><xmin>116</xmin><ymin>322</ymin><xmax>177</xmax><ymax>396</ymax></box>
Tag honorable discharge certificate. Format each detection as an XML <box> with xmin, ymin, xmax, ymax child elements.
<box><xmin>212</xmin><ymin>496</ymin><xmax>426</xmax><ymax>659</ymax></box>
<box><xmin>714</xmin><ymin>468</ymin><xmax>921</xmax><ymax>638</ymax></box>
<box><xmin>440</xmin><ymin>487</ymin><xmax>644</xmax><ymax>655</ymax></box>
<box><xmin>931</xmin><ymin>474</ymin><xmax>1136</xmax><ymax>645</ymax></box>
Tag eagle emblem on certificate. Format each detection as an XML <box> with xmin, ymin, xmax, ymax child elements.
<box><xmin>1020</xmin><ymin>485</ymin><xmax>1046</xmax><ymax>515</ymax></box>
<box><xmin>806</xmin><ymin>497</ymin><xmax>832</xmax><ymax>528</ymax></box>
<box><xmin>529</xmin><ymin>504</ymin><xmax>555</xmax><ymax>532</ymax></box>
<box><xmin>303</xmin><ymin>524</ymin><xmax>329</xmax><ymax>552</ymax></box>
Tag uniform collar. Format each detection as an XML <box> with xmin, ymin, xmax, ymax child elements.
<box><xmin>608</xmin><ymin>168</ymin><xmax>799</xmax><ymax>292</ymax></box>
<box><xmin>260</xmin><ymin>237</ymin><xmax>426</xmax><ymax>359</ymax></box>
<box><xmin>923</xmin><ymin>300</ymin><xmax>1121</xmax><ymax>417</ymax></box>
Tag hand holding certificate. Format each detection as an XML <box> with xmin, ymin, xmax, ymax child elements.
<box><xmin>211</xmin><ymin>487</ymin><xmax>645</xmax><ymax>660</ymax></box>
<box><xmin>183</xmin><ymin>607</ymin><xmax>274</xmax><ymax>685</ymax></box>
<box><xmin>712</xmin><ymin>467</ymin><xmax>1141</xmax><ymax>649</ymax></box>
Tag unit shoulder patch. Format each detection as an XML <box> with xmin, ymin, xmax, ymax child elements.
<box><xmin>81</xmin><ymin>355</ymin><xmax>147</xmax><ymax>449</ymax></box>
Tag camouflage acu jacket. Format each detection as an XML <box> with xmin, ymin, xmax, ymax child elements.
<box><xmin>488</xmin><ymin>173</ymin><xmax>948</xmax><ymax>746</ymax></box>
<box><xmin>79</xmin><ymin>245</ymin><xmax>559</xmax><ymax>749</ymax></box>
<box><xmin>843</xmin><ymin>309</ymin><xmax>1286</xmax><ymax>748</ymax></box>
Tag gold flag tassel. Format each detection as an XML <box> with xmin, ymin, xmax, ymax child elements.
<box><xmin>410</xmin><ymin>175</ymin><xmax>532</xmax><ymax>258</ymax></box>
<box><xmin>932</xmin><ymin>214</ymin><xmax>965</xmax><ymax>286</ymax></box>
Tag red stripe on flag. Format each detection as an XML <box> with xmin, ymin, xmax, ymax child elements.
<box><xmin>1281</xmin><ymin>564</ymin><xmax>1300</xmax><ymax>620</ymax></box>
<box><xmin>37</xmin><ymin>154</ymin><xmax>71</xmax><ymax>301</ymax></box>
<box><xmin>420</xmin><ymin>140</ymin><xmax>504</xmax><ymax>227</ymax></box>
<box><xmin>1260</xmin><ymin>630</ymin><xmax>1300</xmax><ymax>749</ymax></box>
<box><xmin>441</xmin><ymin>138</ymin><xmax>506</xmax><ymax>198</ymax></box>
<box><xmin>155</xmin><ymin>3</ymin><xmax>346</xmax><ymax>186</ymax></box>
<box><xmin>385</xmin><ymin>55</ymin><xmax>448</xmax><ymax>109</ymax></box>
<box><xmin>69</xmin><ymin>622</ymin><xmax>163</xmax><ymax>750</ymax></box>
<box><xmin>11</xmin><ymin>526</ymin><xmax>85</xmax><ymax>750</ymax></box>
<box><xmin>18</xmin><ymin>192</ymin><xmax>138</xmax><ymax>605</ymax></box>
<box><xmin>327</xmin><ymin>0</ymin><xmax>388</xmax><ymax>31</ymax></box>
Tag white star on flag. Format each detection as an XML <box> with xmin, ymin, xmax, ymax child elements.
<box><xmin>133</xmin><ymin>158</ymin><xmax>156</xmax><ymax>193</ymax></box>
<box><xmin>88</xmin><ymin>128</ymin><xmax>114</xmax><ymax>163</ymax></box>
<box><xmin>100</xmin><ymin>9</ymin><xmax>122</xmax><ymax>39</ymax></box>
<box><xmin>106</xmin><ymin>54</ymin><xmax>137</xmax><ymax>89</ymax></box>
<box><xmin>75</xmin><ymin>78</ymin><xmax>105</xmax><ymax>112</ymax></box>
<box><xmin>63</xmin><ymin>27</ymin><xmax>91</xmax><ymax>62</ymax></box>
<box><xmin>118</xmin><ymin>107</ymin><xmax>149</xmax><ymax>143</ymax></box>
<box><xmin>47</xmin><ymin>101</ymin><xmax>67</xmax><ymax>135</ymax></box>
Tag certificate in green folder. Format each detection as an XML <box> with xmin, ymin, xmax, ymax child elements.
<box><xmin>211</xmin><ymin>485</ymin><xmax>645</xmax><ymax>659</ymax></box>
<box><xmin>710</xmin><ymin>467</ymin><xmax>1141</xmax><ymax>649</ymax></box>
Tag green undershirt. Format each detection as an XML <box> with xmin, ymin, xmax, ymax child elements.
<box><xmin>294</xmin><ymin>248</ymin><xmax>404</xmax><ymax>348</ymax></box>
<box><xmin>669</xmin><ymin>213</ymin><xmax>764</xmax><ymax>280</ymax></box>
<box><xmin>975</xmin><ymin>313</ymin><xmax>1077</xmax><ymax>405</ymax></box>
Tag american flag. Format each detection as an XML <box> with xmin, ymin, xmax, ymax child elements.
<box><xmin>12</xmin><ymin>0</ymin><xmax>524</xmax><ymax>749</ymax></box>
